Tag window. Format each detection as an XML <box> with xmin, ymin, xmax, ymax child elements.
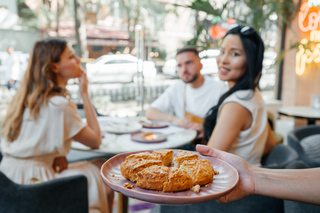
<box><xmin>92</xmin><ymin>46</ymin><xmax>103</xmax><ymax>52</ymax></box>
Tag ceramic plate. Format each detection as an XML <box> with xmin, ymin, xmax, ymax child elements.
<box><xmin>139</xmin><ymin>121</ymin><xmax>169</xmax><ymax>129</ymax></box>
<box><xmin>130</xmin><ymin>131</ymin><xmax>167</xmax><ymax>143</ymax></box>
<box><xmin>96</xmin><ymin>116</ymin><xmax>142</xmax><ymax>134</ymax></box>
<box><xmin>100</xmin><ymin>150</ymin><xmax>239</xmax><ymax>205</ymax></box>
<box><xmin>115</xmin><ymin>130</ymin><xmax>196</xmax><ymax>151</ymax></box>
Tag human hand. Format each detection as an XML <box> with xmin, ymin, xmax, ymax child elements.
<box><xmin>78</xmin><ymin>71</ymin><xmax>88</xmax><ymax>96</ymax></box>
<box><xmin>52</xmin><ymin>156</ymin><xmax>68</xmax><ymax>173</ymax></box>
<box><xmin>196</xmin><ymin>144</ymin><xmax>255</xmax><ymax>203</ymax></box>
<box><xmin>187</xmin><ymin>122</ymin><xmax>204</xmax><ymax>139</ymax></box>
<box><xmin>172</xmin><ymin>117</ymin><xmax>192</xmax><ymax>128</ymax></box>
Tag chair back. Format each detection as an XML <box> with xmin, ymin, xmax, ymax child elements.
<box><xmin>287</xmin><ymin>125</ymin><xmax>320</xmax><ymax>168</ymax></box>
<box><xmin>0</xmin><ymin>171</ymin><xmax>89</xmax><ymax>213</ymax></box>
<box><xmin>261</xmin><ymin>144</ymin><xmax>299</xmax><ymax>169</ymax></box>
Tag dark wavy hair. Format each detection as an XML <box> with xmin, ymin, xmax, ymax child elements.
<box><xmin>203</xmin><ymin>25</ymin><xmax>265</xmax><ymax>142</ymax></box>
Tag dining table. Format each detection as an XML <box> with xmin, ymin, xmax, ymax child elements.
<box><xmin>71</xmin><ymin>116</ymin><xmax>197</xmax><ymax>213</ymax></box>
<box><xmin>278</xmin><ymin>106</ymin><xmax>320</xmax><ymax>125</ymax></box>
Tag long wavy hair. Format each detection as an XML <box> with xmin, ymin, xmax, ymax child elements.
<box><xmin>1</xmin><ymin>38</ymin><xmax>69</xmax><ymax>142</ymax></box>
<box><xmin>203</xmin><ymin>25</ymin><xmax>265</xmax><ymax>142</ymax></box>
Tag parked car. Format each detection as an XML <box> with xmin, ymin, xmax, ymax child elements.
<box><xmin>85</xmin><ymin>54</ymin><xmax>157</xmax><ymax>83</ymax></box>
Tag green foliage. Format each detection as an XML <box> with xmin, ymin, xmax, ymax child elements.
<box><xmin>17</xmin><ymin>0</ymin><xmax>39</xmax><ymax>29</ymax></box>
<box><xmin>174</xmin><ymin>0</ymin><xmax>222</xmax><ymax>17</ymax></box>
<box><xmin>177</xmin><ymin>0</ymin><xmax>300</xmax><ymax>49</ymax></box>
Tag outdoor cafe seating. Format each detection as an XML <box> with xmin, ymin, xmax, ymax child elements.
<box><xmin>1</xmin><ymin>113</ymin><xmax>320</xmax><ymax>213</ymax></box>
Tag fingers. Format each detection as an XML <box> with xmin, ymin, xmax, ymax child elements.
<box><xmin>196</xmin><ymin>144</ymin><xmax>216</xmax><ymax>157</ymax></box>
<box><xmin>52</xmin><ymin>156</ymin><xmax>68</xmax><ymax>173</ymax></box>
<box><xmin>196</xmin><ymin>145</ymin><xmax>229</xmax><ymax>161</ymax></box>
<box><xmin>54</xmin><ymin>163</ymin><xmax>68</xmax><ymax>173</ymax></box>
<box><xmin>54</xmin><ymin>165</ymin><xmax>60</xmax><ymax>173</ymax></box>
<box><xmin>217</xmin><ymin>196</ymin><xmax>228</xmax><ymax>204</ymax></box>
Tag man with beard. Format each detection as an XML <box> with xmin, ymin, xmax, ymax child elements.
<box><xmin>146</xmin><ymin>47</ymin><xmax>228</xmax><ymax>143</ymax></box>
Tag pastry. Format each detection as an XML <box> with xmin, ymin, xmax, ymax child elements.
<box><xmin>180</xmin><ymin>159</ymin><xmax>214</xmax><ymax>186</ymax></box>
<box><xmin>136</xmin><ymin>165</ymin><xmax>169</xmax><ymax>191</ymax></box>
<box><xmin>163</xmin><ymin>167</ymin><xmax>193</xmax><ymax>192</ymax></box>
<box><xmin>120</xmin><ymin>150</ymin><xmax>173</xmax><ymax>182</ymax></box>
<box><xmin>173</xmin><ymin>150</ymin><xmax>198</xmax><ymax>168</ymax></box>
<box><xmin>120</xmin><ymin>149</ymin><xmax>216</xmax><ymax>192</ymax></box>
<box><xmin>120</xmin><ymin>158</ymin><xmax>162</xmax><ymax>182</ymax></box>
<box><xmin>152</xmin><ymin>149</ymin><xmax>174</xmax><ymax>166</ymax></box>
<box><xmin>142</xmin><ymin>132</ymin><xmax>157</xmax><ymax>140</ymax></box>
<box><xmin>124</xmin><ymin>152</ymin><xmax>155</xmax><ymax>161</ymax></box>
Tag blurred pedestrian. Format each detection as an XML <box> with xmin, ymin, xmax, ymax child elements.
<box><xmin>4</xmin><ymin>46</ymin><xmax>21</xmax><ymax>90</ymax></box>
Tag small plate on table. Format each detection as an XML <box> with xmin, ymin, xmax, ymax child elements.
<box><xmin>130</xmin><ymin>131</ymin><xmax>167</xmax><ymax>143</ymax></box>
<box><xmin>139</xmin><ymin>121</ymin><xmax>169</xmax><ymax>129</ymax></box>
<box><xmin>100</xmin><ymin>150</ymin><xmax>239</xmax><ymax>205</ymax></box>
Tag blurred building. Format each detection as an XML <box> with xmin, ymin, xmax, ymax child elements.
<box><xmin>0</xmin><ymin>1</ymin><xmax>40</xmax><ymax>53</ymax></box>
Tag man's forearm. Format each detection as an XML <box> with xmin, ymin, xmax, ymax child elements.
<box><xmin>146</xmin><ymin>108</ymin><xmax>173</xmax><ymax>122</ymax></box>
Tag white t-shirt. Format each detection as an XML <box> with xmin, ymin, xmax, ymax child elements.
<box><xmin>151</xmin><ymin>75</ymin><xmax>228</xmax><ymax>119</ymax></box>
<box><xmin>218</xmin><ymin>89</ymin><xmax>268</xmax><ymax>167</ymax></box>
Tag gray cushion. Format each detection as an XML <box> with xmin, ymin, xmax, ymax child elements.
<box><xmin>300</xmin><ymin>134</ymin><xmax>320</xmax><ymax>160</ymax></box>
<box><xmin>0</xmin><ymin>171</ymin><xmax>88</xmax><ymax>213</ymax></box>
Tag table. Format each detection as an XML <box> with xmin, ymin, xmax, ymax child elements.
<box><xmin>72</xmin><ymin>117</ymin><xmax>197</xmax><ymax>154</ymax></box>
<box><xmin>278</xmin><ymin>106</ymin><xmax>320</xmax><ymax>125</ymax></box>
<box><xmin>71</xmin><ymin>116</ymin><xmax>197</xmax><ymax>213</ymax></box>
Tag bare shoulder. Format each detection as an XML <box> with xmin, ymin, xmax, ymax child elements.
<box><xmin>219</xmin><ymin>102</ymin><xmax>252</xmax><ymax>126</ymax></box>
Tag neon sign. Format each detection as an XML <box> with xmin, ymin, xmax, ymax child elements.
<box><xmin>296</xmin><ymin>1</ymin><xmax>320</xmax><ymax>75</ymax></box>
<box><xmin>298</xmin><ymin>2</ymin><xmax>320</xmax><ymax>32</ymax></box>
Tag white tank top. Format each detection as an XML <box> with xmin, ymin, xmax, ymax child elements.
<box><xmin>218</xmin><ymin>89</ymin><xmax>268</xmax><ymax>166</ymax></box>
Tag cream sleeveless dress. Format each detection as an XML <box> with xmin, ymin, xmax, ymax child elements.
<box><xmin>0</xmin><ymin>96</ymin><xmax>108</xmax><ymax>213</ymax></box>
<box><xmin>218</xmin><ymin>89</ymin><xmax>268</xmax><ymax>167</ymax></box>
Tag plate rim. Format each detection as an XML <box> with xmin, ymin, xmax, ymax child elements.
<box><xmin>100</xmin><ymin>149</ymin><xmax>239</xmax><ymax>205</ymax></box>
<box><xmin>130</xmin><ymin>131</ymin><xmax>167</xmax><ymax>143</ymax></box>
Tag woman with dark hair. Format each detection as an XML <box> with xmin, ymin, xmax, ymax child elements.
<box><xmin>203</xmin><ymin>25</ymin><xmax>276</xmax><ymax>166</ymax></box>
<box><xmin>0</xmin><ymin>38</ymin><xmax>113</xmax><ymax>212</ymax></box>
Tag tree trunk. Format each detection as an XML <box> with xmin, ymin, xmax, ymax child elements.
<box><xmin>56</xmin><ymin>1</ymin><xmax>60</xmax><ymax>36</ymax></box>
<box><xmin>73</xmin><ymin>0</ymin><xmax>88</xmax><ymax>58</ymax></box>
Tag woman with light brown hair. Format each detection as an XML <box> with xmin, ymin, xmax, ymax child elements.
<box><xmin>0</xmin><ymin>38</ymin><xmax>112</xmax><ymax>213</ymax></box>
